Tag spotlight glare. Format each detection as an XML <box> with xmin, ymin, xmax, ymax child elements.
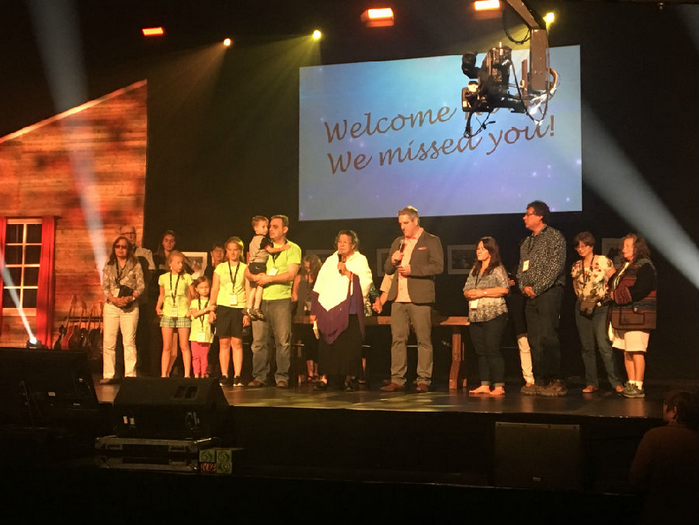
<box><xmin>474</xmin><ymin>0</ymin><xmax>501</xmax><ymax>11</ymax></box>
<box><xmin>223</xmin><ymin>38</ymin><xmax>232</xmax><ymax>47</ymax></box>
<box><xmin>312</xmin><ymin>30</ymin><xmax>322</xmax><ymax>40</ymax></box>
<box><xmin>142</xmin><ymin>27</ymin><xmax>165</xmax><ymax>37</ymax></box>
<box><xmin>544</xmin><ymin>12</ymin><xmax>555</xmax><ymax>25</ymax></box>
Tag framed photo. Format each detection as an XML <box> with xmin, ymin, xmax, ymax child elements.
<box><xmin>601</xmin><ymin>238</ymin><xmax>623</xmax><ymax>268</ymax></box>
<box><xmin>376</xmin><ymin>248</ymin><xmax>390</xmax><ymax>277</ymax></box>
<box><xmin>182</xmin><ymin>251</ymin><xmax>207</xmax><ymax>278</ymax></box>
<box><xmin>305</xmin><ymin>249</ymin><xmax>334</xmax><ymax>262</ymax></box>
<box><xmin>447</xmin><ymin>244</ymin><xmax>477</xmax><ymax>275</ymax></box>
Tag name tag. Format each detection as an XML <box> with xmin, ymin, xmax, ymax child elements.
<box><xmin>169</xmin><ymin>307</ymin><xmax>179</xmax><ymax>317</ymax></box>
<box><xmin>229</xmin><ymin>294</ymin><xmax>238</xmax><ymax>306</ymax></box>
<box><xmin>197</xmin><ymin>331</ymin><xmax>206</xmax><ymax>343</ymax></box>
<box><xmin>267</xmin><ymin>267</ymin><xmax>279</xmax><ymax>276</ymax></box>
<box><xmin>522</xmin><ymin>260</ymin><xmax>530</xmax><ymax>272</ymax></box>
<box><xmin>469</xmin><ymin>299</ymin><xmax>479</xmax><ymax>309</ymax></box>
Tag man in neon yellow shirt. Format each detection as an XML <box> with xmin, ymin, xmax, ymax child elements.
<box><xmin>245</xmin><ymin>215</ymin><xmax>302</xmax><ymax>388</ymax></box>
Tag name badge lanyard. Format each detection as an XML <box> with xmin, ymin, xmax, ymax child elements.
<box><xmin>170</xmin><ymin>273</ymin><xmax>181</xmax><ymax>310</ymax></box>
<box><xmin>115</xmin><ymin>262</ymin><xmax>124</xmax><ymax>290</ymax></box>
<box><xmin>228</xmin><ymin>261</ymin><xmax>241</xmax><ymax>295</ymax></box>
<box><xmin>270</xmin><ymin>240</ymin><xmax>287</xmax><ymax>263</ymax></box>
<box><xmin>198</xmin><ymin>297</ymin><xmax>209</xmax><ymax>331</ymax></box>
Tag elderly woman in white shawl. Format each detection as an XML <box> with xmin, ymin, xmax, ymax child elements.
<box><xmin>310</xmin><ymin>230</ymin><xmax>373</xmax><ymax>391</ymax></box>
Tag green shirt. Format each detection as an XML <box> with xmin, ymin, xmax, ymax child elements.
<box><xmin>263</xmin><ymin>240</ymin><xmax>302</xmax><ymax>301</ymax></box>
<box><xmin>214</xmin><ymin>261</ymin><xmax>247</xmax><ymax>309</ymax></box>
<box><xmin>158</xmin><ymin>272</ymin><xmax>193</xmax><ymax>317</ymax></box>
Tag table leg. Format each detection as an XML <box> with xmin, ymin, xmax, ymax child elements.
<box><xmin>449</xmin><ymin>327</ymin><xmax>465</xmax><ymax>390</ymax></box>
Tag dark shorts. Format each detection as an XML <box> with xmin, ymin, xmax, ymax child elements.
<box><xmin>248</xmin><ymin>262</ymin><xmax>267</xmax><ymax>275</ymax></box>
<box><xmin>216</xmin><ymin>306</ymin><xmax>244</xmax><ymax>339</ymax></box>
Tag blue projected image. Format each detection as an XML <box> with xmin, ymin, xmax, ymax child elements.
<box><xmin>299</xmin><ymin>46</ymin><xmax>581</xmax><ymax>221</ymax></box>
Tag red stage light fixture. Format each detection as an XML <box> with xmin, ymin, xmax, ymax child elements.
<box><xmin>361</xmin><ymin>8</ymin><xmax>395</xmax><ymax>27</ymax></box>
<box><xmin>142</xmin><ymin>27</ymin><xmax>165</xmax><ymax>37</ymax></box>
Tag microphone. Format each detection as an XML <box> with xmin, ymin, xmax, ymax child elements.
<box><xmin>399</xmin><ymin>240</ymin><xmax>405</xmax><ymax>253</ymax></box>
<box><xmin>339</xmin><ymin>255</ymin><xmax>346</xmax><ymax>275</ymax></box>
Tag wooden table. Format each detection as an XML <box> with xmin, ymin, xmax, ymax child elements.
<box><xmin>293</xmin><ymin>314</ymin><xmax>470</xmax><ymax>390</ymax></box>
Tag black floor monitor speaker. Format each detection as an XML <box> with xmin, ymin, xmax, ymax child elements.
<box><xmin>493</xmin><ymin>421</ymin><xmax>582</xmax><ymax>490</ymax></box>
<box><xmin>113</xmin><ymin>378</ymin><xmax>230</xmax><ymax>439</ymax></box>
<box><xmin>0</xmin><ymin>348</ymin><xmax>99</xmax><ymax>427</ymax></box>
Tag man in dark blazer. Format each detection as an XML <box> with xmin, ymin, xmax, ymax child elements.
<box><xmin>380</xmin><ymin>206</ymin><xmax>444</xmax><ymax>392</ymax></box>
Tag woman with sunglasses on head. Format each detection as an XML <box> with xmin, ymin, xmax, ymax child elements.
<box><xmin>100</xmin><ymin>236</ymin><xmax>145</xmax><ymax>385</ymax></box>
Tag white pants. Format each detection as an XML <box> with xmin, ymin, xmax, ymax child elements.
<box><xmin>102</xmin><ymin>302</ymin><xmax>139</xmax><ymax>379</ymax></box>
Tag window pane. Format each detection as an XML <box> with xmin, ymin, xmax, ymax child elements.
<box><xmin>25</xmin><ymin>245</ymin><xmax>42</xmax><ymax>264</ymax></box>
<box><xmin>8</xmin><ymin>267</ymin><xmax>22</xmax><ymax>284</ymax></box>
<box><xmin>26</xmin><ymin>224</ymin><xmax>43</xmax><ymax>243</ymax></box>
<box><xmin>23</xmin><ymin>289</ymin><xmax>37</xmax><ymax>309</ymax></box>
<box><xmin>4</xmin><ymin>246</ymin><xmax>22</xmax><ymax>264</ymax></box>
<box><xmin>2</xmin><ymin>289</ymin><xmax>15</xmax><ymax>308</ymax></box>
<box><xmin>5</xmin><ymin>224</ymin><xmax>22</xmax><ymax>244</ymax></box>
<box><xmin>24</xmin><ymin>267</ymin><xmax>40</xmax><ymax>286</ymax></box>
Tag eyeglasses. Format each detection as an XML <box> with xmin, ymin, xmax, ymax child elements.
<box><xmin>115</xmin><ymin>245</ymin><xmax>128</xmax><ymax>249</ymax></box>
<box><xmin>523</xmin><ymin>212</ymin><xmax>538</xmax><ymax>217</ymax></box>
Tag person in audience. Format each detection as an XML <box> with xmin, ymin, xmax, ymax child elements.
<box><xmin>571</xmin><ymin>231</ymin><xmax>624</xmax><ymax>394</ymax></box>
<box><xmin>209</xmin><ymin>237</ymin><xmax>250</xmax><ymax>387</ymax></box>
<box><xmin>156</xmin><ymin>250</ymin><xmax>193</xmax><ymax>377</ymax></box>
<box><xmin>608</xmin><ymin>233</ymin><xmax>657</xmax><ymax>399</ymax></box>
<box><xmin>291</xmin><ymin>254</ymin><xmax>322</xmax><ymax>383</ymax></box>
<box><xmin>311</xmin><ymin>230</ymin><xmax>373</xmax><ymax>391</ymax></box>
<box><xmin>100</xmin><ymin>236</ymin><xmax>145</xmax><ymax>385</ymax></box>
<box><xmin>630</xmin><ymin>390</ymin><xmax>699</xmax><ymax>524</ymax></box>
<box><xmin>463</xmin><ymin>237</ymin><xmax>509</xmax><ymax>396</ymax></box>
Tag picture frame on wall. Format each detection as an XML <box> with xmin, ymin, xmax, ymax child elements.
<box><xmin>182</xmin><ymin>251</ymin><xmax>207</xmax><ymax>279</ymax></box>
<box><xmin>601</xmin><ymin>238</ymin><xmax>623</xmax><ymax>268</ymax></box>
<box><xmin>447</xmin><ymin>244</ymin><xmax>477</xmax><ymax>275</ymax></box>
<box><xmin>376</xmin><ymin>248</ymin><xmax>390</xmax><ymax>277</ymax></box>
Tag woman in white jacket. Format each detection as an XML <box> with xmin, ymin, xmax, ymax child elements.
<box><xmin>310</xmin><ymin>230</ymin><xmax>373</xmax><ymax>391</ymax></box>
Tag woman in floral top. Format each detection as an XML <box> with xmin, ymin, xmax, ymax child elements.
<box><xmin>571</xmin><ymin>231</ymin><xmax>623</xmax><ymax>393</ymax></box>
<box><xmin>463</xmin><ymin>237</ymin><xmax>510</xmax><ymax>396</ymax></box>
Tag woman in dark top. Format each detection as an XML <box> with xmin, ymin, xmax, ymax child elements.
<box><xmin>291</xmin><ymin>254</ymin><xmax>322</xmax><ymax>383</ymax></box>
<box><xmin>608</xmin><ymin>233</ymin><xmax>657</xmax><ymax>399</ymax></box>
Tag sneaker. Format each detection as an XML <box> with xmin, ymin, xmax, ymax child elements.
<box><xmin>520</xmin><ymin>383</ymin><xmax>542</xmax><ymax>395</ymax></box>
<box><xmin>539</xmin><ymin>379</ymin><xmax>568</xmax><ymax>397</ymax></box>
<box><xmin>219</xmin><ymin>376</ymin><xmax>233</xmax><ymax>387</ymax></box>
<box><xmin>253</xmin><ymin>308</ymin><xmax>266</xmax><ymax>321</ymax></box>
<box><xmin>232</xmin><ymin>376</ymin><xmax>244</xmax><ymax>387</ymax></box>
<box><xmin>623</xmin><ymin>383</ymin><xmax>645</xmax><ymax>398</ymax></box>
<box><xmin>248</xmin><ymin>309</ymin><xmax>259</xmax><ymax>321</ymax></box>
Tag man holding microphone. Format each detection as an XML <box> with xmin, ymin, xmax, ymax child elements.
<box><xmin>381</xmin><ymin>206</ymin><xmax>444</xmax><ymax>393</ymax></box>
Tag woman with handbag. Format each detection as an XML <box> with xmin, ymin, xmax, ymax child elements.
<box><xmin>100</xmin><ymin>236</ymin><xmax>145</xmax><ymax>385</ymax></box>
<box><xmin>571</xmin><ymin>232</ymin><xmax>623</xmax><ymax>394</ymax></box>
<box><xmin>608</xmin><ymin>233</ymin><xmax>657</xmax><ymax>399</ymax></box>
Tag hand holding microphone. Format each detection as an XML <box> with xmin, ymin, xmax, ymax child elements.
<box><xmin>391</xmin><ymin>239</ymin><xmax>406</xmax><ymax>265</ymax></box>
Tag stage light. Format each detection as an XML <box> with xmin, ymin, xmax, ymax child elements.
<box><xmin>142</xmin><ymin>27</ymin><xmax>165</xmax><ymax>37</ymax></box>
<box><xmin>544</xmin><ymin>12</ymin><xmax>555</xmax><ymax>25</ymax></box>
<box><xmin>361</xmin><ymin>8</ymin><xmax>395</xmax><ymax>27</ymax></box>
<box><xmin>223</xmin><ymin>38</ymin><xmax>232</xmax><ymax>47</ymax></box>
<box><xmin>312</xmin><ymin>30</ymin><xmax>322</xmax><ymax>40</ymax></box>
<box><xmin>474</xmin><ymin>0</ymin><xmax>501</xmax><ymax>11</ymax></box>
<box><xmin>26</xmin><ymin>337</ymin><xmax>43</xmax><ymax>349</ymax></box>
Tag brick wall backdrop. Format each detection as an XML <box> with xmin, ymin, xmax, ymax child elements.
<box><xmin>0</xmin><ymin>81</ymin><xmax>147</xmax><ymax>347</ymax></box>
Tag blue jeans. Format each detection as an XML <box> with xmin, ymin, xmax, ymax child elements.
<box><xmin>525</xmin><ymin>285</ymin><xmax>563</xmax><ymax>385</ymax></box>
<box><xmin>470</xmin><ymin>313</ymin><xmax>507</xmax><ymax>386</ymax></box>
<box><xmin>390</xmin><ymin>302</ymin><xmax>433</xmax><ymax>385</ymax></box>
<box><xmin>575</xmin><ymin>303</ymin><xmax>622</xmax><ymax>388</ymax></box>
<box><xmin>251</xmin><ymin>298</ymin><xmax>291</xmax><ymax>384</ymax></box>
